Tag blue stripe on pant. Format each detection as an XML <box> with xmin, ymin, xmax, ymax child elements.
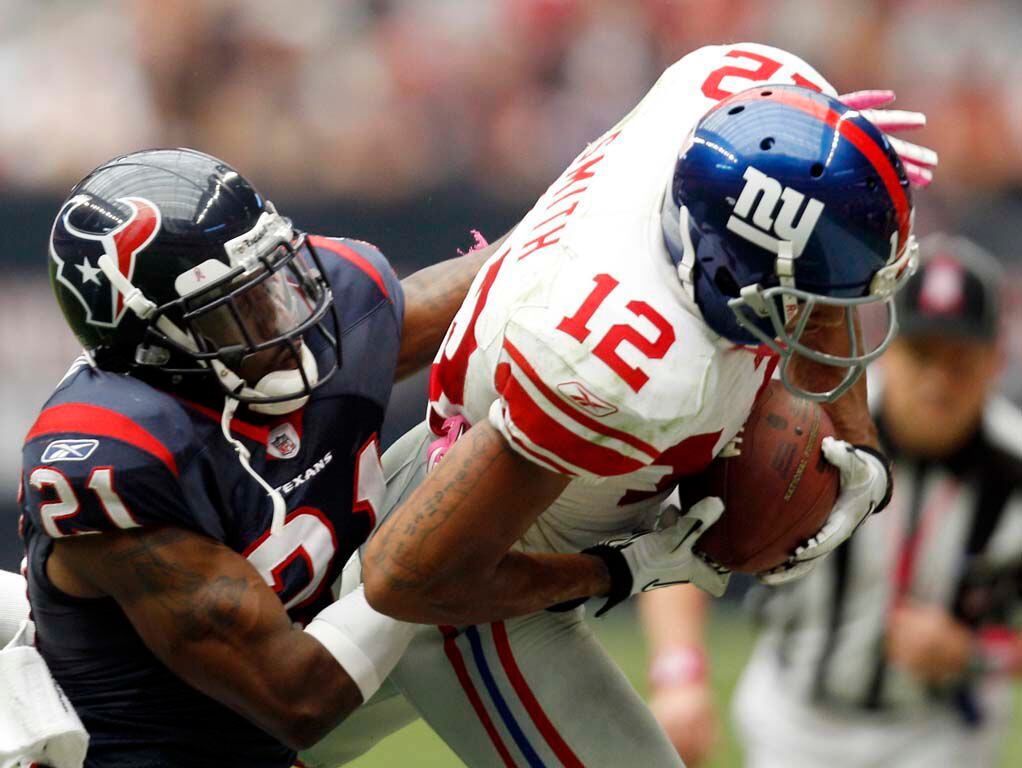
<box><xmin>465</xmin><ymin>625</ymin><xmax>546</xmax><ymax>768</ymax></box>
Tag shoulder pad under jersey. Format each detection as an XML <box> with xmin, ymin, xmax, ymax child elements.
<box><xmin>307</xmin><ymin>236</ymin><xmax>405</xmax><ymax>325</ymax></box>
<box><xmin>21</xmin><ymin>369</ymin><xmax>217</xmax><ymax>539</ymax></box>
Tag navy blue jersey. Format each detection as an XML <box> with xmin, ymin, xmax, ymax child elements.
<box><xmin>20</xmin><ymin>237</ymin><xmax>403</xmax><ymax>768</ymax></box>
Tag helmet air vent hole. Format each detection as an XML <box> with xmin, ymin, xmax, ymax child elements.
<box><xmin>760</xmin><ymin>137</ymin><xmax>775</xmax><ymax>151</ymax></box>
<box><xmin>761</xmin><ymin>90</ymin><xmax>772</xmax><ymax>97</ymax></box>
<box><xmin>728</xmin><ymin>105</ymin><xmax>745</xmax><ymax>115</ymax></box>
<box><xmin>810</xmin><ymin>163</ymin><xmax>825</xmax><ymax>178</ymax></box>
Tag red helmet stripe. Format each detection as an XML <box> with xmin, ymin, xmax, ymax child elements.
<box><xmin>836</xmin><ymin>119</ymin><xmax>911</xmax><ymax>255</ymax></box>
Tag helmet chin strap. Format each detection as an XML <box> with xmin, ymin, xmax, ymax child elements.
<box><xmin>212</xmin><ymin>351</ymin><xmax>316</xmax><ymax>535</ymax></box>
<box><xmin>250</xmin><ymin>343</ymin><xmax>319</xmax><ymax>414</ymax></box>
<box><xmin>219</xmin><ymin>394</ymin><xmax>288</xmax><ymax>535</ymax></box>
<box><xmin>209</xmin><ymin>344</ymin><xmax>319</xmax><ymax>415</ymax></box>
<box><xmin>775</xmin><ymin>240</ymin><xmax>800</xmax><ymax>323</ymax></box>
<box><xmin>212</xmin><ymin>349</ymin><xmax>318</xmax><ymax>535</ymax></box>
<box><xmin>660</xmin><ymin>196</ymin><xmax>698</xmax><ymax>300</ymax></box>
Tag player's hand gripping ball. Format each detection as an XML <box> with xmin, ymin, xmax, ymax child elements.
<box><xmin>678</xmin><ymin>381</ymin><xmax>839</xmax><ymax>574</ymax></box>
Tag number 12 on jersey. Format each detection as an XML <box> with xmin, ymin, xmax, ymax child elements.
<box><xmin>556</xmin><ymin>273</ymin><xmax>675</xmax><ymax>393</ymax></box>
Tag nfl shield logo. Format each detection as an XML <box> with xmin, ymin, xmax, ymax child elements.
<box><xmin>267</xmin><ymin>423</ymin><xmax>301</xmax><ymax>460</ymax></box>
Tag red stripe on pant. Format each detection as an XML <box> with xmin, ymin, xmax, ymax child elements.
<box><xmin>439</xmin><ymin>625</ymin><xmax>519</xmax><ymax>767</ymax></box>
<box><xmin>491</xmin><ymin>621</ymin><xmax>585</xmax><ymax>768</ymax></box>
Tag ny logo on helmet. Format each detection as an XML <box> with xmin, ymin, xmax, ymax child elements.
<box><xmin>50</xmin><ymin>195</ymin><xmax>162</xmax><ymax>328</ymax></box>
<box><xmin>726</xmin><ymin>167</ymin><xmax>824</xmax><ymax>258</ymax></box>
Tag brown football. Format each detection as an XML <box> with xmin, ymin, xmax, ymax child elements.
<box><xmin>679</xmin><ymin>381</ymin><xmax>840</xmax><ymax>574</ymax></box>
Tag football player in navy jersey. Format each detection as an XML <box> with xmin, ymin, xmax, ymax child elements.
<box><xmin>9</xmin><ymin>148</ymin><xmax>501</xmax><ymax>768</ymax></box>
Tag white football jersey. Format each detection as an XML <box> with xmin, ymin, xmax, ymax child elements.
<box><xmin>429</xmin><ymin>44</ymin><xmax>837</xmax><ymax>553</ymax></box>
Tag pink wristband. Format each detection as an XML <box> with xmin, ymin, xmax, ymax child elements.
<box><xmin>649</xmin><ymin>646</ymin><xmax>707</xmax><ymax>690</ymax></box>
<box><xmin>427</xmin><ymin>415</ymin><xmax>470</xmax><ymax>472</ymax></box>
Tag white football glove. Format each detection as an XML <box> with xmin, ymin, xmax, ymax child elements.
<box><xmin>582</xmin><ymin>497</ymin><xmax>731</xmax><ymax>616</ymax></box>
<box><xmin>758</xmin><ymin>437</ymin><xmax>891</xmax><ymax>586</ymax></box>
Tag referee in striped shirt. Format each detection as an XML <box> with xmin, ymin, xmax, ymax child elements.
<box><xmin>641</xmin><ymin>233</ymin><xmax>1022</xmax><ymax>768</ymax></box>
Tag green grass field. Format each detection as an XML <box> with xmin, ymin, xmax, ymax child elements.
<box><xmin>347</xmin><ymin>605</ymin><xmax>1022</xmax><ymax>767</ymax></box>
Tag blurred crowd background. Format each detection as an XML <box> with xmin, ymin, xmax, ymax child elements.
<box><xmin>2</xmin><ymin>0</ymin><xmax>1022</xmax><ymax>569</ymax></box>
<box><xmin>5</xmin><ymin>0</ymin><xmax>1022</xmax><ymax>204</ymax></box>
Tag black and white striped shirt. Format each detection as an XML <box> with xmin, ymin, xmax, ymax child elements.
<box><xmin>755</xmin><ymin>396</ymin><xmax>1022</xmax><ymax>714</ymax></box>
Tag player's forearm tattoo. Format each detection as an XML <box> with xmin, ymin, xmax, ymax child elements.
<box><xmin>371</xmin><ymin>427</ymin><xmax>505</xmax><ymax>594</ymax></box>
<box><xmin>113</xmin><ymin>529</ymin><xmax>249</xmax><ymax>645</ymax></box>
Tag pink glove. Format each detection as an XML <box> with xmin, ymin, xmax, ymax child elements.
<box><xmin>839</xmin><ymin>90</ymin><xmax>938</xmax><ymax>187</ymax></box>
<box><xmin>427</xmin><ymin>415</ymin><xmax>470</xmax><ymax>472</ymax></box>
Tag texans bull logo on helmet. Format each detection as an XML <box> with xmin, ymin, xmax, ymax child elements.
<box><xmin>50</xmin><ymin>195</ymin><xmax>162</xmax><ymax>328</ymax></box>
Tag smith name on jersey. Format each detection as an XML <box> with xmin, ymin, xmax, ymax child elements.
<box><xmin>429</xmin><ymin>44</ymin><xmax>837</xmax><ymax>554</ymax></box>
<box><xmin>20</xmin><ymin>237</ymin><xmax>402</xmax><ymax>768</ymax></box>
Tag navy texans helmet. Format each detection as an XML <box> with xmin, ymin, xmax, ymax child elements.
<box><xmin>48</xmin><ymin>148</ymin><xmax>341</xmax><ymax>414</ymax></box>
<box><xmin>662</xmin><ymin>84</ymin><xmax>918</xmax><ymax>401</ymax></box>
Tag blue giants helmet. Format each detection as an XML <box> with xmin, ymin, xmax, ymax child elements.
<box><xmin>661</xmin><ymin>84</ymin><xmax>918</xmax><ymax>401</ymax></box>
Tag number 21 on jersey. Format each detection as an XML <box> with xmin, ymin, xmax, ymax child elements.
<box><xmin>246</xmin><ymin>436</ymin><xmax>385</xmax><ymax>612</ymax></box>
<box><xmin>557</xmin><ymin>274</ymin><xmax>676</xmax><ymax>393</ymax></box>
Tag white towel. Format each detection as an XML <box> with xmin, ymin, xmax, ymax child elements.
<box><xmin>0</xmin><ymin>621</ymin><xmax>88</xmax><ymax>768</ymax></box>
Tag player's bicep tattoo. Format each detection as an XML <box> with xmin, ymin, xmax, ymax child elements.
<box><xmin>108</xmin><ymin>528</ymin><xmax>255</xmax><ymax>647</ymax></box>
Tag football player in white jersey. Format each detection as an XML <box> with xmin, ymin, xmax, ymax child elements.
<box><xmin>323</xmin><ymin>43</ymin><xmax>937</xmax><ymax>768</ymax></box>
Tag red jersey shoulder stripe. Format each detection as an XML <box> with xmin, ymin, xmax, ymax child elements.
<box><xmin>502</xmin><ymin>339</ymin><xmax>659</xmax><ymax>460</ymax></box>
<box><xmin>26</xmin><ymin>403</ymin><xmax>178</xmax><ymax>478</ymax></box>
<box><xmin>308</xmin><ymin>235</ymin><xmax>392</xmax><ymax>301</ymax></box>
<box><xmin>495</xmin><ymin>363</ymin><xmax>643</xmax><ymax>477</ymax></box>
<box><xmin>504</xmin><ymin>425</ymin><xmax>578</xmax><ymax>476</ymax></box>
<box><xmin>432</xmin><ymin>246</ymin><xmax>510</xmax><ymax>412</ymax></box>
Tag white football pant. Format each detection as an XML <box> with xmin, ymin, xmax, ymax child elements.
<box><xmin>302</xmin><ymin>422</ymin><xmax>682</xmax><ymax>768</ymax></box>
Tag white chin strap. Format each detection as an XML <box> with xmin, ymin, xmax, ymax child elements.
<box><xmin>219</xmin><ymin>396</ymin><xmax>288</xmax><ymax>535</ymax></box>
<box><xmin>213</xmin><ymin>345</ymin><xmax>319</xmax><ymax>535</ymax></box>
<box><xmin>670</xmin><ymin>205</ymin><xmax>698</xmax><ymax>299</ymax></box>
<box><xmin>210</xmin><ymin>344</ymin><xmax>319</xmax><ymax>415</ymax></box>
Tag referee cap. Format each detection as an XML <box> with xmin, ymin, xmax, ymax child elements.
<box><xmin>896</xmin><ymin>233</ymin><xmax>1002</xmax><ymax>342</ymax></box>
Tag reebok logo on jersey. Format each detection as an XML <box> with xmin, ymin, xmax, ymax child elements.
<box><xmin>267</xmin><ymin>423</ymin><xmax>301</xmax><ymax>460</ymax></box>
<box><xmin>726</xmin><ymin>166</ymin><xmax>824</xmax><ymax>257</ymax></box>
<box><xmin>41</xmin><ymin>439</ymin><xmax>99</xmax><ymax>462</ymax></box>
<box><xmin>556</xmin><ymin>381</ymin><xmax>618</xmax><ymax>418</ymax></box>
